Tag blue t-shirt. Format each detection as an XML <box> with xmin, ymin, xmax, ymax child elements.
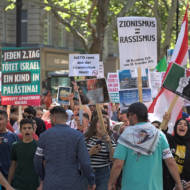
<box><xmin>114</xmin><ymin>132</ymin><xmax>171</xmax><ymax>190</ymax></box>
<box><xmin>0</xmin><ymin>131</ymin><xmax>18</xmax><ymax>177</ymax></box>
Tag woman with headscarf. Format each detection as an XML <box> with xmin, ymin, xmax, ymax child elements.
<box><xmin>163</xmin><ymin>118</ymin><xmax>190</xmax><ymax>190</ymax></box>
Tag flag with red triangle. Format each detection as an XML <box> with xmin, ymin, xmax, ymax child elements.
<box><xmin>148</xmin><ymin>4</ymin><xmax>189</xmax><ymax>133</ymax></box>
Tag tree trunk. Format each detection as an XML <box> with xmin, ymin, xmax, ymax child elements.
<box><xmin>89</xmin><ymin>0</ymin><xmax>110</xmax><ymax>61</ymax></box>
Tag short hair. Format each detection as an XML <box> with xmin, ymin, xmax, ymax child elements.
<box><xmin>127</xmin><ymin>102</ymin><xmax>148</xmax><ymax>122</ymax></box>
<box><xmin>50</xmin><ymin>106</ymin><xmax>67</xmax><ymax>119</ymax></box>
<box><xmin>24</xmin><ymin>106</ymin><xmax>36</xmax><ymax>117</ymax></box>
<box><xmin>0</xmin><ymin>110</ymin><xmax>8</xmax><ymax>120</ymax></box>
<box><xmin>20</xmin><ymin>118</ymin><xmax>34</xmax><ymax>129</ymax></box>
<box><xmin>10</xmin><ymin>106</ymin><xmax>18</xmax><ymax>114</ymax></box>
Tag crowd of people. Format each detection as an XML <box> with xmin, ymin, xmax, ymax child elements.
<box><xmin>0</xmin><ymin>99</ymin><xmax>190</xmax><ymax>190</ymax></box>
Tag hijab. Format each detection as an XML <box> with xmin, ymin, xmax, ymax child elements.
<box><xmin>173</xmin><ymin>118</ymin><xmax>190</xmax><ymax>145</ymax></box>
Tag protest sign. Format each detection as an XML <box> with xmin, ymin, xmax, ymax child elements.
<box><xmin>97</xmin><ymin>62</ymin><xmax>104</xmax><ymax>78</ymax></box>
<box><xmin>69</xmin><ymin>54</ymin><xmax>99</xmax><ymax>76</ymax></box>
<box><xmin>150</xmin><ymin>71</ymin><xmax>162</xmax><ymax>98</ymax></box>
<box><xmin>107</xmin><ymin>73</ymin><xmax>119</xmax><ymax>103</ymax></box>
<box><xmin>117</xmin><ymin>17</ymin><xmax>157</xmax><ymax>70</ymax></box>
<box><xmin>57</xmin><ymin>86</ymin><xmax>71</xmax><ymax>105</ymax></box>
<box><xmin>76</xmin><ymin>78</ymin><xmax>110</xmax><ymax>105</ymax></box>
<box><xmin>119</xmin><ymin>88</ymin><xmax>152</xmax><ymax>109</ymax></box>
<box><xmin>118</xmin><ymin>69</ymin><xmax>149</xmax><ymax>90</ymax></box>
<box><xmin>1</xmin><ymin>47</ymin><xmax>40</xmax><ymax>105</ymax></box>
<box><xmin>163</xmin><ymin>63</ymin><xmax>190</xmax><ymax>101</ymax></box>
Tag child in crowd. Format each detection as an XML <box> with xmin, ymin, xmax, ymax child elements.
<box><xmin>8</xmin><ymin>119</ymin><xmax>39</xmax><ymax>190</ymax></box>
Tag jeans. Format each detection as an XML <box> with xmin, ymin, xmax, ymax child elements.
<box><xmin>94</xmin><ymin>166</ymin><xmax>110</xmax><ymax>190</ymax></box>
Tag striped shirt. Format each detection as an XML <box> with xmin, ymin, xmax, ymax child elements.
<box><xmin>85</xmin><ymin>136</ymin><xmax>116</xmax><ymax>168</ymax></box>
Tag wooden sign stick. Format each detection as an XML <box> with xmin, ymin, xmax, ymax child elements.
<box><xmin>7</xmin><ymin>105</ymin><xmax>11</xmax><ymax>121</ymax></box>
<box><xmin>137</xmin><ymin>67</ymin><xmax>143</xmax><ymax>102</ymax></box>
<box><xmin>18</xmin><ymin>106</ymin><xmax>22</xmax><ymax>122</ymax></box>
<box><xmin>160</xmin><ymin>94</ymin><xmax>179</xmax><ymax>130</ymax></box>
<box><xmin>96</xmin><ymin>104</ymin><xmax>106</xmax><ymax>134</ymax></box>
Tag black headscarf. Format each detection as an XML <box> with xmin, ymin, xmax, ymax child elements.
<box><xmin>173</xmin><ymin>118</ymin><xmax>190</xmax><ymax>181</ymax></box>
<box><xmin>173</xmin><ymin>118</ymin><xmax>190</xmax><ymax>145</ymax></box>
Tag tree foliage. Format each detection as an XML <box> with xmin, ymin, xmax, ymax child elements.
<box><xmin>5</xmin><ymin>0</ymin><xmax>188</xmax><ymax>62</ymax></box>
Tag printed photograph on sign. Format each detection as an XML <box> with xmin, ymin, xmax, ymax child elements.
<box><xmin>76</xmin><ymin>78</ymin><xmax>110</xmax><ymax>105</ymax></box>
<box><xmin>119</xmin><ymin>88</ymin><xmax>152</xmax><ymax>109</ymax></box>
<box><xmin>118</xmin><ymin>69</ymin><xmax>149</xmax><ymax>90</ymax></box>
<box><xmin>163</xmin><ymin>63</ymin><xmax>190</xmax><ymax>101</ymax></box>
<box><xmin>57</xmin><ymin>86</ymin><xmax>71</xmax><ymax>105</ymax></box>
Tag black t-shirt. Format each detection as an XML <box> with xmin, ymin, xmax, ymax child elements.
<box><xmin>11</xmin><ymin>140</ymin><xmax>39</xmax><ymax>190</ymax></box>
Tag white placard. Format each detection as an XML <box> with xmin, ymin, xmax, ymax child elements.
<box><xmin>117</xmin><ymin>17</ymin><xmax>157</xmax><ymax>70</ymax></box>
<box><xmin>69</xmin><ymin>54</ymin><xmax>99</xmax><ymax>76</ymax></box>
<box><xmin>150</xmin><ymin>71</ymin><xmax>162</xmax><ymax>98</ymax></box>
<box><xmin>97</xmin><ymin>62</ymin><xmax>104</xmax><ymax>78</ymax></box>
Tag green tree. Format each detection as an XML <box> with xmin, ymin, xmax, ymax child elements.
<box><xmin>6</xmin><ymin>0</ymin><xmax>187</xmax><ymax>62</ymax></box>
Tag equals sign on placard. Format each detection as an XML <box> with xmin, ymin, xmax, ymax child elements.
<box><xmin>135</xmin><ymin>28</ymin><xmax>140</xmax><ymax>34</ymax></box>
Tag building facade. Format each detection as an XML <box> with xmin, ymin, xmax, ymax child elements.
<box><xmin>0</xmin><ymin>0</ymin><xmax>119</xmax><ymax>96</ymax></box>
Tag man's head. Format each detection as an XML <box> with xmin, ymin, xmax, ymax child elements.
<box><xmin>0</xmin><ymin>110</ymin><xmax>8</xmax><ymax>133</ymax></box>
<box><xmin>127</xmin><ymin>102</ymin><xmax>148</xmax><ymax>125</ymax></box>
<box><xmin>50</xmin><ymin>106</ymin><xmax>67</xmax><ymax>126</ymax></box>
<box><xmin>20</xmin><ymin>118</ymin><xmax>34</xmax><ymax>141</ymax></box>
<box><xmin>23</xmin><ymin>106</ymin><xmax>36</xmax><ymax>119</ymax></box>
<box><xmin>120</xmin><ymin>109</ymin><xmax>129</xmax><ymax>125</ymax></box>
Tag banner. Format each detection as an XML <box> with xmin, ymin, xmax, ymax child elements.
<box><xmin>69</xmin><ymin>54</ymin><xmax>99</xmax><ymax>76</ymax></box>
<box><xmin>107</xmin><ymin>73</ymin><xmax>119</xmax><ymax>103</ymax></box>
<box><xmin>117</xmin><ymin>17</ymin><xmax>157</xmax><ymax>70</ymax></box>
<box><xmin>76</xmin><ymin>78</ymin><xmax>110</xmax><ymax>105</ymax></box>
<box><xmin>1</xmin><ymin>47</ymin><xmax>41</xmax><ymax>106</ymax></box>
<box><xmin>57</xmin><ymin>86</ymin><xmax>71</xmax><ymax>105</ymax></box>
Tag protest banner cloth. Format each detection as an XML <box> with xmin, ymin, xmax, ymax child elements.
<box><xmin>76</xmin><ymin>78</ymin><xmax>110</xmax><ymax>105</ymax></box>
<box><xmin>117</xmin><ymin>16</ymin><xmax>157</xmax><ymax>102</ymax></box>
<box><xmin>57</xmin><ymin>86</ymin><xmax>71</xmax><ymax>105</ymax></box>
<box><xmin>148</xmin><ymin>5</ymin><xmax>188</xmax><ymax>133</ymax></box>
<box><xmin>1</xmin><ymin>47</ymin><xmax>41</xmax><ymax>106</ymax></box>
<box><xmin>69</xmin><ymin>54</ymin><xmax>99</xmax><ymax>76</ymax></box>
<box><xmin>107</xmin><ymin>73</ymin><xmax>119</xmax><ymax>103</ymax></box>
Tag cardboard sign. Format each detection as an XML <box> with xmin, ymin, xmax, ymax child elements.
<box><xmin>57</xmin><ymin>86</ymin><xmax>71</xmax><ymax>105</ymax></box>
<box><xmin>76</xmin><ymin>78</ymin><xmax>110</xmax><ymax>105</ymax></box>
<box><xmin>107</xmin><ymin>73</ymin><xmax>119</xmax><ymax>103</ymax></box>
<box><xmin>117</xmin><ymin>17</ymin><xmax>157</xmax><ymax>70</ymax></box>
<box><xmin>1</xmin><ymin>47</ymin><xmax>41</xmax><ymax>106</ymax></box>
<box><xmin>69</xmin><ymin>54</ymin><xmax>99</xmax><ymax>76</ymax></box>
<box><xmin>118</xmin><ymin>69</ymin><xmax>149</xmax><ymax>90</ymax></box>
<box><xmin>119</xmin><ymin>88</ymin><xmax>152</xmax><ymax>108</ymax></box>
<box><xmin>150</xmin><ymin>71</ymin><xmax>162</xmax><ymax>98</ymax></box>
<box><xmin>97</xmin><ymin>62</ymin><xmax>104</xmax><ymax>78</ymax></box>
<box><xmin>163</xmin><ymin>63</ymin><xmax>190</xmax><ymax>101</ymax></box>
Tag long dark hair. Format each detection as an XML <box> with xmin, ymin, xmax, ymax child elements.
<box><xmin>85</xmin><ymin>115</ymin><xmax>112</xmax><ymax>139</ymax></box>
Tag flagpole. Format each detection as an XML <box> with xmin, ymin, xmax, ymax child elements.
<box><xmin>159</xmin><ymin>94</ymin><xmax>179</xmax><ymax>130</ymax></box>
<box><xmin>137</xmin><ymin>67</ymin><xmax>143</xmax><ymax>102</ymax></box>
